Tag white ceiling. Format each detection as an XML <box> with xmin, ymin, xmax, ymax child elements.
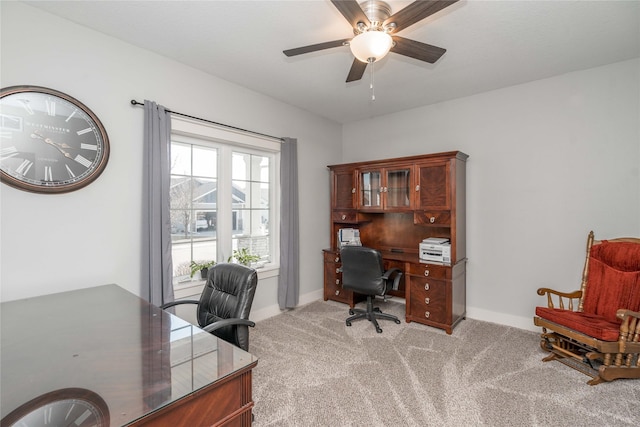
<box><xmin>24</xmin><ymin>0</ymin><xmax>640</xmax><ymax>124</ymax></box>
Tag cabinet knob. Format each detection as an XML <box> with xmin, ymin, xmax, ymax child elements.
<box><xmin>425</xmin><ymin>297</ymin><xmax>430</xmax><ymax>305</ymax></box>
<box><xmin>335</xmin><ymin>279</ymin><xmax>340</xmax><ymax>285</ymax></box>
<box><xmin>351</xmin><ymin>188</ymin><xmax>356</xmax><ymax>194</ymax></box>
<box><xmin>341</xmin><ymin>214</ymin><xmax>346</xmax><ymax>220</ymax></box>
<box><xmin>335</xmin><ymin>257</ymin><xmax>339</xmax><ymax>262</ymax></box>
<box><xmin>425</xmin><ymin>311</ymin><xmax>430</xmax><ymax>319</ymax></box>
<box><xmin>424</xmin><ymin>283</ymin><xmax>430</xmax><ymax>291</ymax></box>
<box><xmin>424</xmin><ymin>269</ymin><xmax>430</xmax><ymax>277</ymax></box>
<box><xmin>430</xmin><ymin>216</ymin><xmax>436</xmax><ymax>223</ymax></box>
<box><xmin>415</xmin><ymin>185</ymin><xmax>420</xmax><ymax>191</ymax></box>
<box><xmin>335</xmin><ymin>290</ymin><xmax>340</xmax><ymax>295</ymax></box>
<box><xmin>336</xmin><ymin>268</ymin><xmax>341</xmax><ymax>274</ymax></box>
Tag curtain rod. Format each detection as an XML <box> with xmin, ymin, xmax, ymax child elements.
<box><xmin>130</xmin><ymin>99</ymin><xmax>284</xmax><ymax>142</ymax></box>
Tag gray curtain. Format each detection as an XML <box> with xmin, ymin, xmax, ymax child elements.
<box><xmin>141</xmin><ymin>100</ymin><xmax>174</xmax><ymax>306</ymax></box>
<box><xmin>278</xmin><ymin>138</ymin><xmax>299</xmax><ymax>309</ymax></box>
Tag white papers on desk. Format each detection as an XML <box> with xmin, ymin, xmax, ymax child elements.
<box><xmin>338</xmin><ymin>228</ymin><xmax>361</xmax><ymax>247</ymax></box>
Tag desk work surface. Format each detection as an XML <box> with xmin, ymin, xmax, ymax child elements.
<box><xmin>0</xmin><ymin>284</ymin><xmax>257</xmax><ymax>426</ymax></box>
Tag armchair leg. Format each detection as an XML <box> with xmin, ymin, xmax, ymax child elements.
<box><xmin>542</xmin><ymin>353</ymin><xmax>563</xmax><ymax>362</ymax></box>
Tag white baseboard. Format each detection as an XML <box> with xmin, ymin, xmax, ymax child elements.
<box><xmin>251</xmin><ymin>292</ymin><xmax>539</xmax><ymax>333</ymax></box>
<box><xmin>465</xmin><ymin>306</ymin><xmax>539</xmax><ymax>332</ymax></box>
<box><xmin>251</xmin><ymin>288</ymin><xmax>324</xmax><ymax>322</ymax></box>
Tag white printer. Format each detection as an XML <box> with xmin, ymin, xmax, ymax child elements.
<box><xmin>419</xmin><ymin>237</ymin><xmax>451</xmax><ymax>263</ymax></box>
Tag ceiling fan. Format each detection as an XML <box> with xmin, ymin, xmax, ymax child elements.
<box><xmin>283</xmin><ymin>0</ymin><xmax>459</xmax><ymax>82</ymax></box>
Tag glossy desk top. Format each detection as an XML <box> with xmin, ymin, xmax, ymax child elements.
<box><xmin>0</xmin><ymin>284</ymin><xmax>257</xmax><ymax>426</ymax></box>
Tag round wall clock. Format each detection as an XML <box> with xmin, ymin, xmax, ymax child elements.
<box><xmin>0</xmin><ymin>388</ymin><xmax>110</xmax><ymax>427</ymax></box>
<box><xmin>0</xmin><ymin>85</ymin><xmax>110</xmax><ymax>193</ymax></box>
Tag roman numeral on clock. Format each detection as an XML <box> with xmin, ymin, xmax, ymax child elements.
<box><xmin>65</xmin><ymin>164</ymin><xmax>76</xmax><ymax>178</ymax></box>
<box><xmin>46</xmin><ymin>99</ymin><xmax>56</xmax><ymax>116</ymax></box>
<box><xmin>74</xmin><ymin>154</ymin><xmax>92</xmax><ymax>168</ymax></box>
<box><xmin>65</xmin><ymin>109</ymin><xmax>78</xmax><ymax>122</ymax></box>
<box><xmin>18</xmin><ymin>99</ymin><xmax>34</xmax><ymax>115</ymax></box>
<box><xmin>44</xmin><ymin>166</ymin><xmax>53</xmax><ymax>181</ymax></box>
<box><xmin>0</xmin><ymin>146</ymin><xmax>18</xmax><ymax>159</ymax></box>
<box><xmin>16</xmin><ymin>159</ymin><xmax>33</xmax><ymax>175</ymax></box>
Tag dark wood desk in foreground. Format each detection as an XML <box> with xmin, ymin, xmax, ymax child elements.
<box><xmin>0</xmin><ymin>284</ymin><xmax>258</xmax><ymax>427</ymax></box>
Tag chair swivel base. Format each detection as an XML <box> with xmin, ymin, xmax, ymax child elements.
<box><xmin>345</xmin><ymin>296</ymin><xmax>401</xmax><ymax>333</ymax></box>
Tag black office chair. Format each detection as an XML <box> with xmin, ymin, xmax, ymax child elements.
<box><xmin>161</xmin><ymin>263</ymin><xmax>258</xmax><ymax>351</ymax></box>
<box><xmin>340</xmin><ymin>246</ymin><xmax>403</xmax><ymax>333</ymax></box>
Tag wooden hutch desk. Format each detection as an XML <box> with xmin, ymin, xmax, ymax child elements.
<box><xmin>324</xmin><ymin>151</ymin><xmax>468</xmax><ymax>334</ymax></box>
<box><xmin>0</xmin><ymin>284</ymin><xmax>257</xmax><ymax>427</ymax></box>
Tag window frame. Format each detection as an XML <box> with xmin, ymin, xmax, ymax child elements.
<box><xmin>170</xmin><ymin>116</ymin><xmax>280</xmax><ymax>297</ymax></box>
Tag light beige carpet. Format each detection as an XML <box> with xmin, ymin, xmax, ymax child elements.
<box><xmin>249</xmin><ymin>299</ymin><xmax>640</xmax><ymax>426</ymax></box>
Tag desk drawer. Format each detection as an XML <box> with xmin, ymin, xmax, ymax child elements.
<box><xmin>324</xmin><ymin>250</ymin><xmax>341</xmax><ymax>264</ymax></box>
<box><xmin>325</xmin><ymin>274</ymin><xmax>350</xmax><ymax>302</ymax></box>
<box><xmin>414</xmin><ymin>211</ymin><xmax>451</xmax><ymax>226</ymax></box>
<box><xmin>332</xmin><ymin>210</ymin><xmax>358</xmax><ymax>223</ymax></box>
<box><xmin>407</xmin><ymin>262</ymin><xmax>448</xmax><ymax>279</ymax></box>
<box><xmin>408</xmin><ymin>276</ymin><xmax>447</xmax><ymax>324</ymax></box>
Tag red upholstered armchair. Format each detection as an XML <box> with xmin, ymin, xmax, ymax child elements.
<box><xmin>534</xmin><ymin>231</ymin><xmax>640</xmax><ymax>385</ymax></box>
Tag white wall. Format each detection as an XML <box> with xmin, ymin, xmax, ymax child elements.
<box><xmin>0</xmin><ymin>2</ymin><xmax>340</xmax><ymax>312</ymax></box>
<box><xmin>343</xmin><ymin>58</ymin><xmax>640</xmax><ymax>330</ymax></box>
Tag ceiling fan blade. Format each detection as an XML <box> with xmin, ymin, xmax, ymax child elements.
<box><xmin>384</xmin><ymin>0</ymin><xmax>459</xmax><ymax>33</ymax></box>
<box><xmin>346</xmin><ymin>58</ymin><xmax>367</xmax><ymax>82</ymax></box>
<box><xmin>391</xmin><ymin>36</ymin><xmax>446</xmax><ymax>63</ymax></box>
<box><xmin>331</xmin><ymin>0</ymin><xmax>370</xmax><ymax>29</ymax></box>
<box><xmin>283</xmin><ymin>39</ymin><xmax>350</xmax><ymax>57</ymax></box>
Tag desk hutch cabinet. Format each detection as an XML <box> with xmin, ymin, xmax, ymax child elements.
<box><xmin>323</xmin><ymin>151</ymin><xmax>468</xmax><ymax>334</ymax></box>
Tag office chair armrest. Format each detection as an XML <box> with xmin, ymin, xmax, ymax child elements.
<box><xmin>382</xmin><ymin>268</ymin><xmax>403</xmax><ymax>291</ymax></box>
<box><xmin>159</xmin><ymin>299</ymin><xmax>199</xmax><ymax>310</ymax></box>
<box><xmin>202</xmin><ymin>318</ymin><xmax>256</xmax><ymax>333</ymax></box>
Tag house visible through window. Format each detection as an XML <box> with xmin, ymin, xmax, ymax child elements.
<box><xmin>169</xmin><ymin>117</ymin><xmax>280</xmax><ymax>290</ymax></box>
<box><xmin>170</xmin><ymin>141</ymin><xmax>218</xmax><ymax>282</ymax></box>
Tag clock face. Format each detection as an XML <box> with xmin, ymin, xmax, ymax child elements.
<box><xmin>0</xmin><ymin>86</ymin><xmax>109</xmax><ymax>193</ymax></box>
<box><xmin>1</xmin><ymin>388</ymin><xmax>109</xmax><ymax>427</ymax></box>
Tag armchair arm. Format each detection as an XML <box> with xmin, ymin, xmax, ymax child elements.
<box><xmin>616</xmin><ymin>308</ymin><xmax>640</xmax><ymax>321</ymax></box>
<box><xmin>536</xmin><ymin>288</ymin><xmax>582</xmax><ymax>310</ymax></box>
<box><xmin>382</xmin><ymin>268</ymin><xmax>403</xmax><ymax>291</ymax></box>
<box><xmin>159</xmin><ymin>299</ymin><xmax>199</xmax><ymax>310</ymax></box>
<box><xmin>615</xmin><ymin>309</ymin><xmax>640</xmax><ymax>353</ymax></box>
<box><xmin>202</xmin><ymin>318</ymin><xmax>256</xmax><ymax>334</ymax></box>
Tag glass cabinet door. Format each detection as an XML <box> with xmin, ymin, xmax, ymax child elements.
<box><xmin>360</xmin><ymin>170</ymin><xmax>382</xmax><ymax>208</ymax></box>
<box><xmin>386</xmin><ymin>168</ymin><xmax>411</xmax><ymax>208</ymax></box>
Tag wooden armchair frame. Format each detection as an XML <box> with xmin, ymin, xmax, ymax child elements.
<box><xmin>534</xmin><ymin>231</ymin><xmax>640</xmax><ymax>385</ymax></box>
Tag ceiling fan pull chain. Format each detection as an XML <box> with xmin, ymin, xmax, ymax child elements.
<box><xmin>369</xmin><ymin>58</ymin><xmax>375</xmax><ymax>101</ymax></box>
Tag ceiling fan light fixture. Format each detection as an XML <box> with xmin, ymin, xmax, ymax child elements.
<box><xmin>350</xmin><ymin>30</ymin><xmax>393</xmax><ymax>63</ymax></box>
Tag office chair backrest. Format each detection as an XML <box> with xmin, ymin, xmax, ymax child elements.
<box><xmin>197</xmin><ymin>263</ymin><xmax>258</xmax><ymax>349</ymax></box>
<box><xmin>340</xmin><ymin>246</ymin><xmax>387</xmax><ymax>295</ymax></box>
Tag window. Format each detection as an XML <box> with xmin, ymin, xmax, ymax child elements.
<box><xmin>231</xmin><ymin>152</ymin><xmax>271</xmax><ymax>261</ymax></box>
<box><xmin>169</xmin><ymin>117</ymin><xmax>280</xmax><ymax>290</ymax></box>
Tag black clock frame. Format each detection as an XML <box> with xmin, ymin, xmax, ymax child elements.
<box><xmin>0</xmin><ymin>85</ymin><xmax>110</xmax><ymax>194</ymax></box>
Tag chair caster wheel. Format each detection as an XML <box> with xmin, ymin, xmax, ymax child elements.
<box><xmin>394</xmin><ymin>319</ymin><xmax>401</xmax><ymax>324</ymax></box>
<box><xmin>348</xmin><ymin>309</ymin><xmax>354</xmax><ymax>315</ymax></box>
<box><xmin>374</xmin><ymin>307</ymin><xmax>381</xmax><ymax>313</ymax></box>
<box><xmin>346</xmin><ymin>321</ymin><xmax>352</xmax><ymax>327</ymax></box>
<box><xmin>376</xmin><ymin>327</ymin><xmax>383</xmax><ymax>333</ymax></box>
